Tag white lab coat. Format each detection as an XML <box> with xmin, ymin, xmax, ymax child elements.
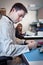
<box><xmin>0</xmin><ymin>16</ymin><xmax>29</xmax><ymax>57</ymax></box>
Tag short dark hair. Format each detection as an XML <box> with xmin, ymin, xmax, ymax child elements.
<box><xmin>10</xmin><ymin>3</ymin><xmax>27</xmax><ymax>13</ymax></box>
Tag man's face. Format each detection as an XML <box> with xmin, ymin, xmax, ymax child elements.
<box><xmin>11</xmin><ymin>9</ymin><xmax>25</xmax><ymax>23</ymax></box>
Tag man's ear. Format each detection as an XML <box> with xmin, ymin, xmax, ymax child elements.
<box><xmin>12</xmin><ymin>8</ymin><xmax>16</xmax><ymax>12</ymax></box>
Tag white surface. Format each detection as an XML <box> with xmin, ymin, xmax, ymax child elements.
<box><xmin>38</xmin><ymin>31</ymin><xmax>43</xmax><ymax>36</ymax></box>
<box><xmin>24</xmin><ymin>35</ymin><xmax>43</xmax><ymax>38</ymax></box>
<box><xmin>25</xmin><ymin>31</ymin><xmax>35</xmax><ymax>36</ymax></box>
<box><xmin>29</xmin><ymin>61</ymin><xmax>43</xmax><ymax>65</ymax></box>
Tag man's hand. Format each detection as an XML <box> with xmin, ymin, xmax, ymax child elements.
<box><xmin>25</xmin><ymin>40</ymin><xmax>37</xmax><ymax>49</ymax></box>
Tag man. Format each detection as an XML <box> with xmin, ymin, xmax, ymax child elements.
<box><xmin>0</xmin><ymin>3</ymin><xmax>29</xmax><ymax>56</ymax></box>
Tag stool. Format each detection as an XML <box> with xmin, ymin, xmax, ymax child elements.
<box><xmin>0</xmin><ymin>56</ymin><xmax>13</xmax><ymax>65</ymax></box>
